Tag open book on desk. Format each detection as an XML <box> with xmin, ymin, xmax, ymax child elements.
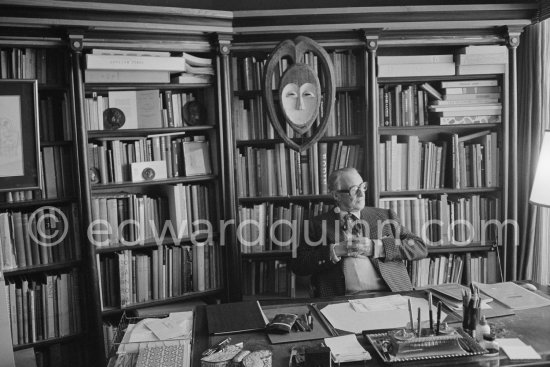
<box><xmin>429</xmin><ymin>283</ymin><xmax>514</xmax><ymax>319</ymax></box>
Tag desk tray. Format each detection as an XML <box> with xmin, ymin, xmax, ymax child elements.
<box><xmin>363</xmin><ymin>328</ymin><xmax>488</xmax><ymax>364</ymax></box>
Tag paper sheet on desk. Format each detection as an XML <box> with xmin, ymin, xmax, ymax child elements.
<box><xmin>322</xmin><ymin>295</ymin><xmax>447</xmax><ymax>334</ymax></box>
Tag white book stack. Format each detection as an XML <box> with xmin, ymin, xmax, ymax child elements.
<box><xmin>455</xmin><ymin>45</ymin><xmax>508</xmax><ymax>75</ymax></box>
<box><xmin>171</xmin><ymin>52</ymin><xmax>214</xmax><ymax>84</ymax></box>
<box><xmin>377</xmin><ymin>54</ymin><xmax>455</xmax><ymax>77</ymax></box>
<box><xmin>85</xmin><ymin>49</ymin><xmax>186</xmax><ymax>83</ymax></box>
<box><xmin>428</xmin><ymin>78</ymin><xmax>502</xmax><ymax>125</ymax></box>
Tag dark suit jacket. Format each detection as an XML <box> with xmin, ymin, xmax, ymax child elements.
<box><xmin>292</xmin><ymin>207</ymin><xmax>428</xmax><ymax>297</ymax></box>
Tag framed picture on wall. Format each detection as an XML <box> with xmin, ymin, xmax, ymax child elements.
<box><xmin>0</xmin><ymin>79</ymin><xmax>41</xmax><ymax>192</ymax></box>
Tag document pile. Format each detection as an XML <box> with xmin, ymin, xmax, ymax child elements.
<box><xmin>324</xmin><ymin>334</ymin><xmax>371</xmax><ymax>363</ymax></box>
<box><xmin>111</xmin><ymin>312</ymin><xmax>193</xmax><ymax>367</ymax></box>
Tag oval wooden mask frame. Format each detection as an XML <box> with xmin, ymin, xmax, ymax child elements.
<box><xmin>263</xmin><ymin>36</ymin><xmax>336</xmax><ymax>152</ymax></box>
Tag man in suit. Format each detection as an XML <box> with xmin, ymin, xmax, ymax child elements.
<box><xmin>292</xmin><ymin>167</ymin><xmax>427</xmax><ymax>297</ymax></box>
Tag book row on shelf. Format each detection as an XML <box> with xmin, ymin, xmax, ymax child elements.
<box><xmin>84</xmin><ymin>90</ymin><xmax>204</xmax><ymax>131</ymax></box>
<box><xmin>39</xmin><ymin>93</ymin><xmax>73</xmax><ymax>142</ymax></box>
<box><xmin>409</xmin><ymin>253</ymin><xmax>491</xmax><ymax>288</ymax></box>
<box><xmin>242</xmin><ymin>258</ymin><xmax>293</xmax><ymax>298</ymax></box>
<box><xmin>87</xmin><ymin>135</ymin><xmax>212</xmax><ymax>184</ymax></box>
<box><xmin>379</xmin><ymin>130</ymin><xmax>499</xmax><ymax>191</ymax></box>
<box><xmin>233</xmin><ymin>92</ymin><xmax>362</xmax><ymax>141</ymax></box>
<box><xmin>91</xmin><ymin>184</ymin><xmax>214</xmax><ymax>246</ymax></box>
<box><xmin>232</xmin><ymin>50</ymin><xmax>359</xmax><ymax>91</ymax></box>
<box><xmin>236</xmin><ymin>142</ymin><xmax>363</xmax><ymax>197</ymax></box>
<box><xmin>378</xmin><ymin>79</ymin><xmax>503</xmax><ymax>127</ymax></box>
<box><xmin>0</xmin><ymin>147</ymin><xmax>75</xmax><ymax>204</ymax></box>
<box><xmin>84</xmin><ymin>49</ymin><xmax>213</xmax><ymax>85</ymax></box>
<box><xmin>376</xmin><ymin>46</ymin><xmax>508</xmax><ymax>78</ymax></box>
<box><xmin>97</xmin><ymin>242</ymin><xmax>221</xmax><ymax>309</ymax></box>
<box><xmin>0</xmin><ymin>204</ymin><xmax>81</xmax><ymax>270</ymax></box>
<box><xmin>0</xmin><ymin>48</ymin><xmax>66</xmax><ymax>83</ymax></box>
<box><xmin>4</xmin><ymin>269</ymin><xmax>82</xmax><ymax>346</ymax></box>
<box><xmin>239</xmin><ymin>201</ymin><xmax>332</xmax><ymax>253</ymax></box>
<box><xmin>380</xmin><ymin>194</ymin><xmax>499</xmax><ymax>245</ymax></box>
<box><xmin>41</xmin><ymin>146</ymin><xmax>76</xmax><ymax>200</ymax></box>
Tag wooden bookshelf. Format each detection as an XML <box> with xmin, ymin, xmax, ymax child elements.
<box><xmin>13</xmin><ymin>333</ymin><xmax>85</xmax><ymax>352</ymax></box>
<box><xmin>94</xmin><ymin>233</ymin><xmax>219</xmax><ymax>254</ymax></box>
<box><xmin>90</xmin><ymin>174</ymin><xmax>217</xmax><ymax>190</ymax></box>
<box><xmin>3</xmin><ymin>260</ymin><xmax>81</xmax><ymax>276</ymax></box>
<box><xmin>0</xmin><ymin>197</ymin><xmax>77</xmax><ymax>210</ymax></box>
<box><xmin>87</xmin><ymin>125</ymin><xmax>215</xmax><ymax>139</ymax></box>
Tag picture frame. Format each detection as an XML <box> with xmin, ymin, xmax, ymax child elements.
<box><xmin>0</xmin><ymin>80</ymin><xmax>41</xmax><ymax>192</ymax></box>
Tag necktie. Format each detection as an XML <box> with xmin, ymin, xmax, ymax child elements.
<box><xmin>343</xmin><ymin>213</ymin><xmax>361</xmax><ymax>237</ymax></box>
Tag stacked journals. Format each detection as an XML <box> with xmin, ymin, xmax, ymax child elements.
<box><xmin>238</xmin><ymin>202</ymin><xmax>331</xmax><ymax>253</ymax></box>
<box><xmin>171</xmin><ymin>52</ymin><xmax>213</xmax><ymax>84</ymax></box>
<box><xmin>90</xmin><ymin>186</ymin><xmax>213</xmax><ymax>246</ymax></box>
<box><xmin>4</xmin><ymin>270</ymin><xmax>82</xmax><ymax>345</ymax></box>
<box><xmin>0</xmin><ymin>205</ymin><xmax>81</xmax><ymax>270</ymax></box>
<box><xmin>0</xmin><ymin>47</ymin><xmax>65</xmax><ymax>83</ymax></box>
<box><xmin>98</xmin><ymin>242</ymin><xmax>220</xmax><ymax>309</ymax></box>
<box><xmin>234</xmin><ymin>92</ymin><xmax>362</xmax><ymax>139</ymax></box>
<box><xmin>85</xmin><ymin>49</ymin><xmax>186</xmax><ymax>84</ymax></box>
<box><xmin>84</xmin><ymin>90</ymin><xmax>199</xmax><ymax>130</ymax></box>
<box><xmin>429</xmin><ymin>78</ymin><xmax>502</xmax><ymax>125</ymax></box>
<box><xmin>379</xmin><ymin>195</ymin><xmax>499</xmax><ymax>245</ymax></box>
<box><xmin>40</xmin><ymin>146</ymin><xmax>75</xmax><ymax>199</ymax></box>
<box><xmin>379</xmin><ymin>135</ymin><xmax>446</xmax><ymax>191</ymax></box>
<box><xmin>378</xmin><ymin>84</ymin><xmax>429</xmax><ymax>126</ymax></box>
<box><xmin>242</xmin><ymin>259</ymin><xmax>291</xmax><ymax>297</ymax></box>
<box><xmin>455</xmin><ymin>45</ymin><xmax>508</xmax><ymax>75</ymax></box>
<box><xmin>449</xmin><ymin>130</ymin><xmax>499</xmax><ymax>189</ymax></box>
<box><xmin>232</xmin><ymin>50</ymin><xmax>358</xmax><ymax>91</ymax></box>
<box><xmin>377</xmin><ymin>54</ymin><xmax>455</xmax><ymax>78</ymax></box>
<box><xmin>39</xmin><ymin>93</ymin><xmax>73</xmax><ymax>141</ymax></box>
<box><xmin>410</xmin><ymin>255</ymin><xmax>464</xmax><ymax>287</ymax></box>
<box><xmin>87</xmin><ymin>135</ymin><xmax>212</xmax><ymax>184</ymax></box>
<box><xmin>236</xmin><ymin>142</ymin><xmax>362</xmax><ymax>197</ymax></box>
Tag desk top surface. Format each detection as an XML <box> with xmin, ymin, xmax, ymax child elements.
<box><xmin>192</xmin><ymin>284</ymin><xmax>550</xmax><ymax>367</ymax></box>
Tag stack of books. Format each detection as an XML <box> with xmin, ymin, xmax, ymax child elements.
<box><xmin>171</xmin><ymin>52</ymin><xmax>214</xmax><ymax>84</ymax></box>
<box><xmin>377</xmin><ymin>54</ymin><xmax>455</xmax><ymax>77</ymax></box>
<box><xmin>428</xmin><ymin>79</ymin><xmax>502</xmax><ymax>125</ymax></box>
<box><xmin>455</xmin><ymin>45</ymin><xmax>508</xmax><ymax>75</ymax></box>
<box><xmin>85</xmin><ymin>49</ymin><xmax>187</xmax><ymax>84</ymax></box>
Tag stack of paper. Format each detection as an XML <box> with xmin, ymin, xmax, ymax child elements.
<box><xmin>324</xmin><ymin>335</ymin><xmax>371</xmax><ymax>363</ymax></box>
<box><xmin>497</xmin><ymin>338</ymin><xmax>541</xmax><ymax>360</ymax></box>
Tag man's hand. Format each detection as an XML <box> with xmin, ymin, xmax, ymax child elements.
<box><xmin>334</xmin><ymin>237</ymin><xmax>373</xmax><ymax>257</ymax></box>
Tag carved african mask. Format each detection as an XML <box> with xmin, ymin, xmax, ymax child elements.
<box><xmin>279</xmin><ymin>64</ymin><xmax>321</xmax><ymax>131</ymax></box>
<box><xmin>263</xmin><ymin>36</ymin><xmax>335</xmax><ymax>152</ymax></box>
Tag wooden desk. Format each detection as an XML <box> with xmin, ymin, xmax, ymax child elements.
<box><xmin>192</xmin><ymin>286</ymin><xmax>550</xmax><ymax>367</ymax></box>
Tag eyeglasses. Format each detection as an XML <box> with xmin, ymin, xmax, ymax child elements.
<box><xmin>334</xmin><ymin>182</ymin><xmax>368</xmax><ymax>197</ymax></box>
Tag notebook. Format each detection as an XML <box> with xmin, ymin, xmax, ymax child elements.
<box><xmin>477</xmin><ymin>282</ymin><xmax>550</xmax><ymax>310</ymax></box>
<box><xmin>206</xmin><ymin>301</ymin><xmax>267</xmax><ymax>335</ymax></box>
<box><xmin>324</xmin><ymin>334</ymin><xmax>371</xmax><ymax>363</ymax></box>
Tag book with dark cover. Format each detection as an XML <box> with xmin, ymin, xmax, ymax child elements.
<box><xmin>206</xmin><ymin>301</ymin><xmax>266</xmax><ymax>335</ymax></box>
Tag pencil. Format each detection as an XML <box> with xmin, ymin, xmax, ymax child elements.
<box><xmin>428</xmin><ymin>292</ymin><xmax>433</xmax><ymax>332</ymax></box>
<box><xmin>436</xmin><ymin>301</ymin><xmax>442</xmax><ymax>335</ymax></box>
<box><xmin>408</xmin><ymin>299</ymin><xmax>414</xmax><ymax>331</ymax></box>
<box><xmin>417</xmin><ymin>307</ymin><xmax>421</xmax><ymax>336</ymax></box>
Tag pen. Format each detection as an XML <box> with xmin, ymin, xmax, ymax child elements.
<box><xmin>417</xmin><ymin>307</ymin><xmax>421</xmax><ymax>336</ymax></box>
<box><xmin>436</xmin><ymin>301</ymin><xmax>442</xmax><ymax>335</ymax></box>
<box><xmin>428</xmin><ymin>292</ymin><xmax>433</xmax><ymax>332</ymax></box>
<box><xmin>202</xmin><ymin>337</ymin><xmax>231</xmax><ymax>357</ymax></box>
<box><xmin>408</xmin><ymin>299</ymin><xmax>414</xmax><ymax>331</ymax></box>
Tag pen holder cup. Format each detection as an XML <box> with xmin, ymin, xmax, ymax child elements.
<box><xmin>462</xmin><ymin>306</ymin><xmax>480</xmax><ymax>336</ymax></box>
